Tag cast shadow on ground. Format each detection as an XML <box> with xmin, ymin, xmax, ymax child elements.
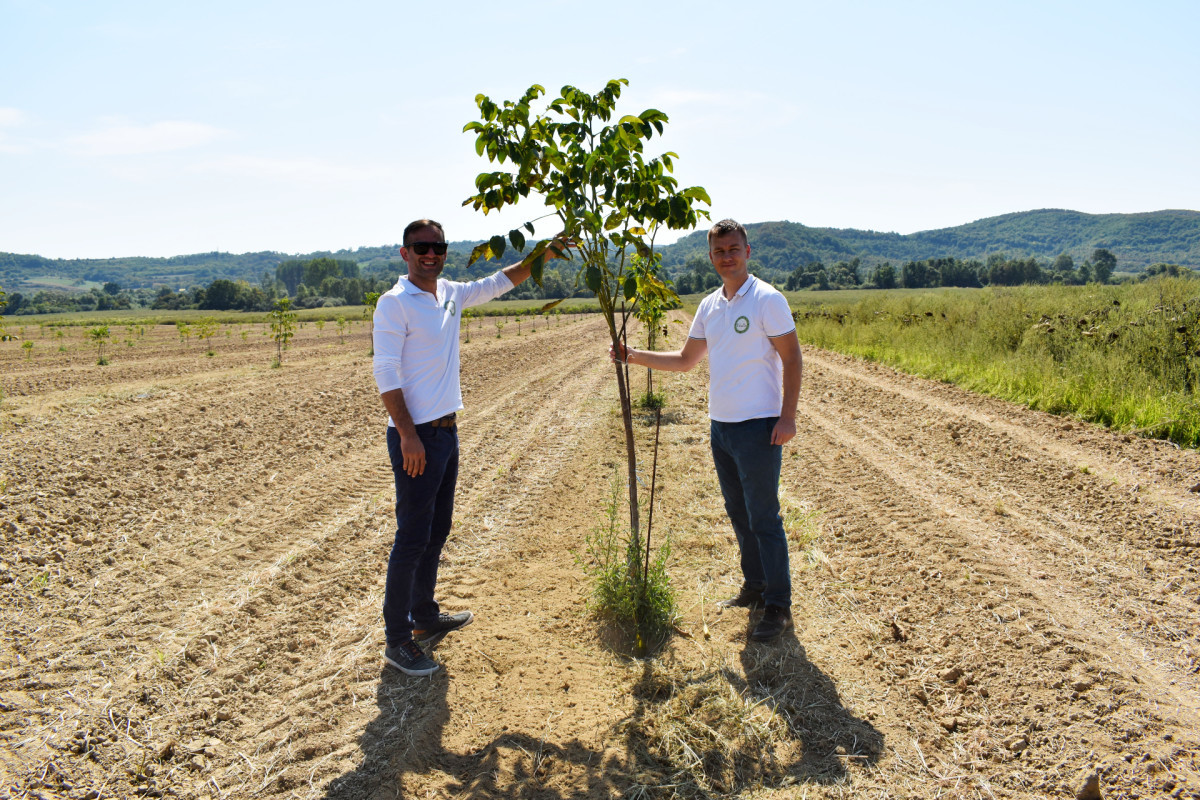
<box><xmin>323</xmin><ymin>626</ymin><xmax>881</xmax><ymax>799</ymax></box>
<box><xmin>732</xmin><ymin>620</ymin><xmax>885</xmax><ymax>783</ymax></box>
<box><xmin>632</xmin><ymin>408</ymin><xmax>685</xmax><ymax>427</ymax></box>
<box><xmin>322</xmin><ymin>662</ymin><xmax>631</xmax><ymax>800</ymax></box>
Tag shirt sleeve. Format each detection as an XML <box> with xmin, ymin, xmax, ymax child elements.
<box><xmin>372</xmin><ymin>293</ymin><xmax>407</xmax><ymax>394</ymax></box>
<box><xmin>457</xmin><ymin>270</ymin><xmax>516</xmax><ymax>308</ymax></box>
<box><xmin>762</xmin><ymin>291</ymin><xmax>796</xmax><ymax>337</ymax></box>
<box><xmin>688</xmin><ymin>297</ymin><xmax>708</xmax><ymax>340</ymax></box>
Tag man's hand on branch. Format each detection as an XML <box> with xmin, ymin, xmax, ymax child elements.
<box><xmin>547</xmin><ymin>234</ymin><xmax>577</xmax><ymax>260</ymax></box>
<box><xmin>609</xmin><ymin>342</ymin><xmax>631</xmax><ymax>364</ymax></box>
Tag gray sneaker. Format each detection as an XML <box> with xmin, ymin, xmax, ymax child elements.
<box><xmin>384</xmin><ymin>640</ymin><xmax>439</xmax><ymax>676</ymax></box>
<box><xmin>413</xmin><ymin>611</ymin><xmax>474</xmax><ymax>648</ymax></box>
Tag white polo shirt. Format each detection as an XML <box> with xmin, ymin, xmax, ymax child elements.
<box><xmin>688</xmin><ymin>274</ymin><xmax>796</xmax><ymax>423</ymax></box>
<box><xmin>373</xmin><ymin>271</ymin><xmax>514</xmax><ymax>426</ymax></box>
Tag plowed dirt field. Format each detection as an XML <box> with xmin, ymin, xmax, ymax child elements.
<box><xmin>2</xmin><ymin>311</ymin><xmax>1198</xmax><ymax>799</ymax></box>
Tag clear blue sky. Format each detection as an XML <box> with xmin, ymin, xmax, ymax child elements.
<box><xmin>2</xmin><ymin>0</ymin><xmax>1197</xmax><ymax>258</ymax></box>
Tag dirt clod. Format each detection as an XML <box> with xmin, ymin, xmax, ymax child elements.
<box><xmin>1076</xmin><ymin>768</ymin><xmax>1103</xmax><ymax>799</ymax></box>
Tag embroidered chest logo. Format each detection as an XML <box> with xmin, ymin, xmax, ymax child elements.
<box><xmin>733</xmin><ymin>315</ymin><xmax>750</xmax><ymax>334</ymax></box>
<box><xmin>444</xmin><ymin>300</ymin><xmax>457</xmax><ymax>316</ymax></box>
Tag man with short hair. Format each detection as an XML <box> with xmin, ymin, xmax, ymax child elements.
<box><xmin>612</xmin><ymin>218</ymin><xmax>802</xmax><ymax>641</ymax></box>
<box><xmin>373</xmin><ymin>219</ymin><xmax>566</xmax><ymax>675</ymax></box>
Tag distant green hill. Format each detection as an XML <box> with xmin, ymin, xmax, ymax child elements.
<box><xmin>659</xmin><ymin>209</ymin><xmax>1200</xmax><ymax>271</ymax></box>
<box><xmin>3</xmin><ymin>209</ymin><xmax>1197</xmax><ymax>294</ymax></box>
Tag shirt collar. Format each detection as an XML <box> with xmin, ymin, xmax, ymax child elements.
<box><xmin>734</xmin><ymin>274</ymin><xmax>756</xmax><ymax>298</ymax></box>
<box><xmin>718</xmin><ymin>274</ymin><xmax>755</xmax><ymax>303</ymax></box>
<box><xmin>398</xmin><ymin>275</ymin><xmax>441</xmax><ymax>301</ymax></box>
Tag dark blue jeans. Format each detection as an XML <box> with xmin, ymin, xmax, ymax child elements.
<box><xmin>710</xmin><ymin>416</ymin><xmax>791</xmax><ymax>608</ymax></box>
<box><xmin>383</xmin><ymin>424</ymin><xmax>459</xmax><ymax>646</ymax></box>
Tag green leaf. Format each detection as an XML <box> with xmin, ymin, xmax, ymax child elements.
<box><xmin>489</xmin><ymin>235</ymin><xmax>506</xmax><ymax>260</ymax></box>
<box><xmin>540</xmin><ymin>298</ymin><xmax>565</xmax><ymax>312</ymax></box>
<box><xmin>585</xmin><ymin>265</ymin><xmax>602</xmax><ymax>293</ymax></box>
<box><xmin>509</xmin><ymin>229</ymin><xmax>526</xmax><ymax>251</ymax></box>
<box><xmin>467</xmin><ymin>242</ymin><xmax>492</xmax><ymax>267</ymax></box>
<box><xmin>623</xmin><ymin>275</ymin><xmax>637</xmax><ymax>301</ymax></box>
<box><xmin>683</xmin><ymin>186</ymin><xmax>712</xmax><ymax>205</ymax></box>
<box><xmin>524</xmin><ymin>221</ymin><xmax>535</xmax><ymax>235</ymax></box>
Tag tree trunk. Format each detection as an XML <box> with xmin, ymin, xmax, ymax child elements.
<box><xmin>613</xmin><ymin>357</ymin><xmax>640</xmax><ymax>546</ymax></box>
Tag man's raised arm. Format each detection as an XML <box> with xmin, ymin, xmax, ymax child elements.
<box><xmin>501</xmin><ymin>236</ymin><xmax>574</xmax><ymax>287</ymax></box>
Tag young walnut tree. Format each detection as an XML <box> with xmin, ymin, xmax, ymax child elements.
<box><xmin>463</xmin><ymin>80</ymin><xmax>709</xmax><ymax>633</ymax></box>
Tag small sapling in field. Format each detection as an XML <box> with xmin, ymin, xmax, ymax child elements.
<box><xmin>336</xmin><ymin>316</ymin><xmax>347</xmax><ymax>344</ymax></box>
<box><xmin>495</xmin><ymin>318</ymin><xmax>506</xmax><ymax>339</ymax></box>
<box><xmin>88</xmin><ymin>326</ymin><xmax>111</xmax><ymax>365</ymax></box>
<box><xmin>269</xmin><ymin>298</ymin><xmax>297</xmax><ymax>367</ymax></box>
<box><xmin>632</xmin><ymin>254</ymin><xmax>670</xmax><ymax>398</ymax></box>
<box><xmin>22</xmin><ymin>340</ymin><xmax>33</xmax><ymax>360</ymax></box>
<box><xmin>315</xmin><ymin>319</ymin><xmax>325</xmax><ymax>337</ymax></box>
<box><xmin>364</xmin><ymin>291</ymin><xmax>381</xmax><ymax>355</ymax></box>
<box><xmin>194</xmin><ymin>317</ymin><xmax>218</xmax><ymax>356</ymax></box>
<box><xmin>176</xmin><ymin>321</ymin><xmax>191</xmax><ymax>346</ymax></box>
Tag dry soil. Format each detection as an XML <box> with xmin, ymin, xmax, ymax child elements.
<box><xmin>1</xmin><ymin>311</ymin><xmax>1198</xmax><ymax>799</ymax></box>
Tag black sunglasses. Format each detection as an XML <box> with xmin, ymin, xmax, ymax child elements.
<box><xmin>407</xmin><ymin>242</ymin><xmax>448</xmax><ymax>256</ymax></box>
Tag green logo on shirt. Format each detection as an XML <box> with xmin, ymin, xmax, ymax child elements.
<box><xmin>444</xmin><ymin>300</ymin><xmax>457</xmax><ymax>316</ymax></box>
<box><xmin>734</xmin><ymin>315</ymin><xmax>750</xmax><ymax>334</ymax></box>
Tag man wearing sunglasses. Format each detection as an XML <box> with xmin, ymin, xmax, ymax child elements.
<box><xmin>373</xmin><ymin>218</ymin><xmax>568</xmax><ymax>677</ymax></box>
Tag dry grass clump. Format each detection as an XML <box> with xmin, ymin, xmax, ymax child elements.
<box><xmin>626</xmin><ymin>660</ymin><xmax>800</xmax><ymax>797</ymax></box>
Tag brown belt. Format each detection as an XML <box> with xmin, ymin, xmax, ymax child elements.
<box><xmin>428</xmin><ymin>413</ymin><xmax>457</xmax><ymax>429</ymax></box>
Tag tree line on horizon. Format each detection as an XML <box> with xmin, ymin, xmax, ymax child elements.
<box><xmin>780</xmin><ymin>248</ymin><xmax>1125</xmax><ymax>291</ymax></box>
<box><xmin>3</xmin><ymin>243</ymin><xmax>1198</xmax><ymax>317</ymax></box>
<box><xmin>0</xmin><ymin>253</ymin><xmax>586</xmax><ymax>315</ymax></box>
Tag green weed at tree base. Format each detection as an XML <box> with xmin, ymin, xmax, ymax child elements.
<box><xmin>637</xmin><ymin>390</ymin><xmax>667</xmax><ymax>410</ymax></box>
<box><xmin>580</xmin><ymin>467</ymin><xmax>675</xmax><ymax>654</ymax></box>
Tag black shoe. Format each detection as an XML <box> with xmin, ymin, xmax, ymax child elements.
<box><xmin>751</xmin><ymin>605</ymin><xmax>792</xmax><ymax>641</ymax></box>
<box><xmin>413</xmin><ymin>611</ymin><xmax>474</xmax><ymax>647</ymax></box>
<box><xmin>384</xmin><ymin>640</ymin><xmax>439</xmax><ymax>676</ymax></box>
<box><xmin>717</xmin><ymin>585</ymin><xmax>764</xmax><ymax>610</ymax></box>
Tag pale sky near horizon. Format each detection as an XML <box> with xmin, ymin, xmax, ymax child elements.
<box><xmin>2</xmin><ymin>1</ymin><xmax>1197</xmax><ymax>259</ymax></box>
